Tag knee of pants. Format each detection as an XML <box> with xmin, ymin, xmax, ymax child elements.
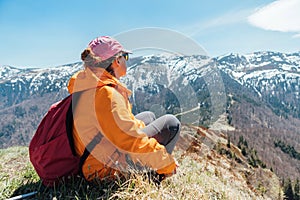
<box><xmin>164</xmin><ymin>114</ymin><xmax>181</xmax><ymax>134</ymax></box>
<box><xmin>135</xmin><ymin>111</ymin><xmax>156</xmax><ymax>121</ymax></box>
<box><xmin>144</xmin><ymin>111</ymin><xmax>156</xmax><ymax>120</ymax></box>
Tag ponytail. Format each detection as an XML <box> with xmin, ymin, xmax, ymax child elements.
<box><xmin>81</xmin><ymin>48</ymin><xmax>116</xmax><ymax>77</ymax></box>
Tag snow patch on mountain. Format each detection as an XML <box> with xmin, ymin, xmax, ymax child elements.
<box><xmin>0</xmin><ymin>66</ymin><xmax>22</xmax><ymax>81</ymax></box>
<box><xmin>217</xmin><ymin>51</ymin><xmax>300</xmax><ymax>96</ymax></box>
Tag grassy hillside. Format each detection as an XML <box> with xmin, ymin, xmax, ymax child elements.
<box><xmin>0</xmin><ymin>126</ymin><xmax>284</xmax><ymax>199</ymax></box>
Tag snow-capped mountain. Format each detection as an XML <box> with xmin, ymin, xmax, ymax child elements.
<box><xmin>1</xmin><ymin>51</ymin><xmax>300</xmax><ymax>180</ymax></box>
<box><xmin>123</xmin><ymin>54</ymin><xmax>225</xmax><ymax>124</ymax></box>
<box><xmin>1</xmin><ymin>51</ymin><xmax>300</xmax><ymax>126</ymax></box>
<box><xmin>216</xmin><ymin>51</ymin><xmax>300</xmax><ymax>118</ymax></box>
<box><xmin>0</xmin><ymin>63</ymin><xmax>83</xmax><ymax>108</ymax></box>
<box><xmin>1</xmin><ymin>51</ymin><xmax>300</xmax><ymax>121</ymax></box>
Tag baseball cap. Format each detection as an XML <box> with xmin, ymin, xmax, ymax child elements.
<box><xmin>88</xmin><ymin>36</ymin><xmax>131</xmax><ymax>61</ymax></box>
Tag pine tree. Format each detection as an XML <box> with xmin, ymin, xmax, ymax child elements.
<box><xmin>227</xmin><ymin>136</ymin><xmax>231</xmax><ymax>148</ymax></box>
<box><xmin>284</xmin><ymin>179</ymin><xmax>294</xmax><ymax>200</ymax></box>
<box><xmin>294</xmin><ymin>179</ymin><xmax>300</xmax><ymax>200</ymax></box>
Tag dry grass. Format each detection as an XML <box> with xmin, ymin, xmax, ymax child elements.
<box><xmin>0</xmin><ymin>144</ymin><xmax>283</xmax><ymax>199</ymax></box>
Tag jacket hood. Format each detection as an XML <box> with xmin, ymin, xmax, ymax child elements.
<box><xmin>67</xmin><ymin>67</ymin><xmax>131</xmax><ymax>96</ymax></box>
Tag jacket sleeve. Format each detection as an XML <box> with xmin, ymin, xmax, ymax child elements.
<box><xmin>94</xmin><ymin>86</ymin><xmax>176</xmax><ymax>174</ymax></box>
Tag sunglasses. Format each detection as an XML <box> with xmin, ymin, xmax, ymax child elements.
<box><xmin>121</xmin><ymin>53</ymin><xmax>129</xmax><ymax>61</ymax></box>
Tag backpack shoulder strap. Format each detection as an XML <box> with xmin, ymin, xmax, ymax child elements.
<box><xmin>65</xmin><ymin>91</ymin><xmax>104</xmax><ymax>177</ymax></box>
<box><xmin>79</xmin><ymin>132</ymin><xmax>103</xmax><ymax>176</ymax></box>
<box><xmin>66</xmin><ymin>92</ymin><xmax>82</xmax><ymax>156</ymax></box>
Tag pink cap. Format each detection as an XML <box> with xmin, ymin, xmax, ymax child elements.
<box><xmin>88</xmin><ymin>36</ymin><xmax>130</xmax><ymax>61</ymax></box>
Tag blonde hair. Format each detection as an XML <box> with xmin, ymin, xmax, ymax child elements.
<box><xmin>81</xmin><ymin>48</ymin><xmax>116</xmax><ymax>76</ymax></box>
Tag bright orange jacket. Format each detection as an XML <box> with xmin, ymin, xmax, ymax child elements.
<box><xmin>67</xmin><ymin>67</ymin><xmax>176</xmax><ymax>180</ymax></box>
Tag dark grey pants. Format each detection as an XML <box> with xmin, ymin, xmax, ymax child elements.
<box><xmin>135</xmin><ymin>111</ymin><xmax>181</xmax><ymax>154</ymax></box>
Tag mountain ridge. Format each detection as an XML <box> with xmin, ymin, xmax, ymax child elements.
<box><xmin>1</xmin><ymin>51</ymin><xmax>300</xmax><ymax>182</ymax></box>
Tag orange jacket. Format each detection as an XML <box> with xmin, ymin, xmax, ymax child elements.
<box><xmin>67</xmin><ymin>67</ymin><xmax>175</xmax><ymax>180</ymax></box>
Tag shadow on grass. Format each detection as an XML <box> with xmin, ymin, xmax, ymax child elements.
<box><xmin>10</xmin><ymin>176</ymin><xmax>126</xmax><ymax>199</ymax></box>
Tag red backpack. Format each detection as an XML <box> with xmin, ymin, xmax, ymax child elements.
<box><xmin>29</xmin><ymin>92</ymin><xmax>102</xmax><ymax>186</ymax></box>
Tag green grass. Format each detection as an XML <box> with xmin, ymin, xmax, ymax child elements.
<box><xmin>0</xmin><ymin>146</ymin><xmax>40</xmax><ymax>199</ymax></box>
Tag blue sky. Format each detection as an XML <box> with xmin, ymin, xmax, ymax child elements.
<box><xmin>0</xmin><ymin>0</ymin><xmax>299</xmax><ymax>68</ymax></box>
